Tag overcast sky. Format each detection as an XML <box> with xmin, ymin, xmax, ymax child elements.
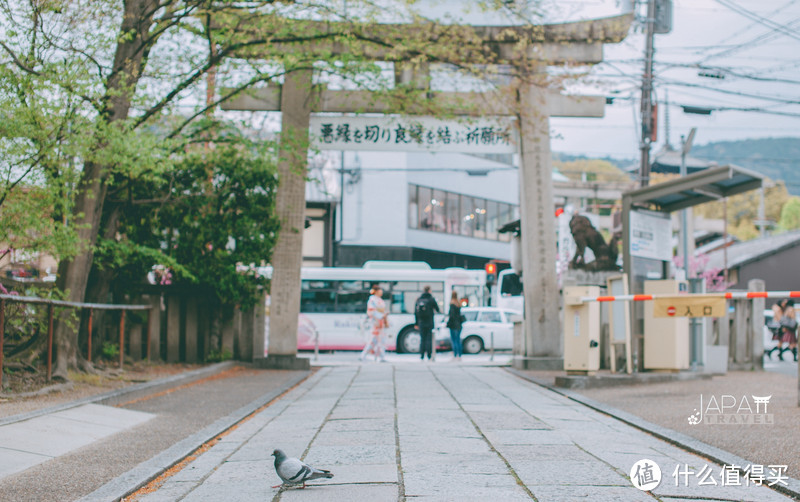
<box><xmin>549</xmin><ymin>0</ymin><xmax>800</xmax><ymax>160</ymax></box>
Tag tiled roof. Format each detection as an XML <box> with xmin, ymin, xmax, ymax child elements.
<box><xmin>705</xmin><ymin>230</ymin><xmax>800</xmax><ymax>270</ymax></box>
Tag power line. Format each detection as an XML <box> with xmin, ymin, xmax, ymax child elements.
<box><xmin>653</xmin><ymin>77</ymin><xmax>800</xmax><ymax>105</ymax></box>
<box><xmin>709</xmin><ymin>0</ymin><xmax>795</xmax><ymax>46</ymax></box>
<box><xmin>713</xmin><ymin>0</ymin><xmax>800</xmax><ymax>42</ymax></box>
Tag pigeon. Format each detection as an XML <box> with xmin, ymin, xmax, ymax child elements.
<box><xmin>271</xmin><ymin>448</ymin><xmax>334</xmax><ymax>488</ymax></box>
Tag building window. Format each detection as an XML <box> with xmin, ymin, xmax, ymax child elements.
<box><xmin>408</xmin><ymin>184</ymin><xmax>517</xmax><ymax>242</ymax></box>
<box><xmin>432</xmin><ymin>189</ymin><xmax>447</xmax><ymax>232</ymax></box>
<box><xmin>486</xmin><ymin>200</ymin><xmax>499</xmax><ymax>241</ymax></box>
<box><xmin>418</xmin><ymin>186</ymin><xmax>432</xmax><ymax>230</ymax></box>
<box><xmin>445</xmin><ymin>191</ymin><xmax>460</xmax><ymax>234</ymax></box>
<box><xmin>408</xmin><ymin>185</ymin><xmax>418</xmax><ymax>229</ymax></box>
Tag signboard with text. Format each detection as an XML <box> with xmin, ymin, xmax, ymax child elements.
<box><xmin>653</xmin><ymin>296</ymin><xmax>726</xmax><ymax>318</ymax></box>
<box><xmin>629</xmin><ymin>210</ymin><xmax>672</xmax><ymax>262</ymax></box>
<box><xmin>309</xmin><ymin>116</ymin><xmax>517</xmax><ymax>153</ymax></box>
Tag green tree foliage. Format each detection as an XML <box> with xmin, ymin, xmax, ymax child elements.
<box><xmin>778</xmin><ymin>197</ymin><xmax>800</xmax><ymax>231</ymax></box>
<box><xmin>554</xmin><ymin>159</ymin><xmax>630</xmax><ymax>183</ymax></box>
<box><xmin>692</xmin><ymin>182</ymin><xmax>789</xmax><ymax>241</ymax></box>
<box><xmin>95</xmin><ymin>128</ymin><xmax>280</xmax><ymax>309</ymax></box>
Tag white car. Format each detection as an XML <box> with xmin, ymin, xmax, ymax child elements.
<box><xmin>436</xmin><ymin>307</ymin><xmax>521</xmax><ymax>354</ymax></box>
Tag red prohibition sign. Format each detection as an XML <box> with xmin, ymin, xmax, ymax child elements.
<box><xmin>667</xmin><ymin>306</ymin><xmax>676</xmax><ymax>316</ymax></box>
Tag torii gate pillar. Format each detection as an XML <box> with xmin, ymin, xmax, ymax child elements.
<box><xmin>515</xmin><ymin>77</ymin><xmax>562</xmax><ymax>369</ymax></box>
<box><xmin>255</xmin><ymin>69</ymin><xmax>313</xmax><ymax>370</ymax></box>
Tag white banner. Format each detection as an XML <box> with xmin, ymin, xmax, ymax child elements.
<box><xmin>629</xmin><ymin>210</ymin><xmax>672</xmax><ymax>262</ymax></box>
<box><xmin>309</xmin><ymin>116</ymin><xmax>517</xmax><ymax>153</ymax></box>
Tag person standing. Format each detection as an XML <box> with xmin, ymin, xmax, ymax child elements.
<box><xmin>447</xmin><ymin>291</ymin><xmax>464</xmax><ymax>360</ymax></box>
<box><xmin>359</xmin><ymin>286</ymin><xmax>388</xmax><ymax>362</ymax></box>
<box><xmin>766</xmin><ymin>301</ymin><xmax>784</xmax><ymax>360</ymax></box>
<box><xmin>414</xmin><ymin>285</ymin><xmax>440</xmax><ymax>361</ymax></box>
<box><xmin>778</xmin><ymin>298</ymin><xmax>798</xmax><ymax>361</ymax></box>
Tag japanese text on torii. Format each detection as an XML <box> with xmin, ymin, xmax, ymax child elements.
<box><xmin>317</xmin><ymin>122</ymin><xmax>512</xmax><ymax>147</ymax></box>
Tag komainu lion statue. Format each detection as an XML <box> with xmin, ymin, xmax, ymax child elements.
<box><xmin>569</xmin><ymin>214</ymin><xmax>621</xmax><ymax>271</ymax></box>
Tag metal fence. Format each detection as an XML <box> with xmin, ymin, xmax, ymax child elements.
<box><xmin>0</xmin><ymin>294</ymin><xmax>152</xmax><ymax>385</ymax></box>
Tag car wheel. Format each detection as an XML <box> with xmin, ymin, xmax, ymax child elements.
<box><xmin>463</xmin><ymin>335</ymin><xmax>484</xmax><ymax>354</ymax></box>
<box><xmin>397</xmin><ymin>328</ymin><xmax>421</xmax><ymax>354</ymax></box>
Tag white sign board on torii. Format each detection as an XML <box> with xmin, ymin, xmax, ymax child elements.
<box><xmin>309</xmin><ymin>115</ymin><xmax>517</xmax><ymax>153</ymax></box>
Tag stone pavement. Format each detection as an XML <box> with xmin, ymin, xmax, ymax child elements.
<box><xmin>0</xmin><ymin>404</ymin><xmax>154</xmax><ymax>479</ymax></box>
<box><xmin>125</xmin><ymin>363</ymin><xmax>795</xmax><ymax>502</ymax></box>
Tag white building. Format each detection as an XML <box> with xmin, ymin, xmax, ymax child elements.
<box><xmin>304</xmin><ymin>150</ymin><xmax>522</xmax><ymax>269</ymax></box>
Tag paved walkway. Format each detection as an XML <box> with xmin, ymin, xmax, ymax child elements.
<box><xmin>124</xmin><ymin>364</ymin><xmax>794</xmax><ymax>502</ymax></box>
<box><xmin>0</xmin><ymin>404</ymin><xmax>154</xmax><ymax>479</ymax></box>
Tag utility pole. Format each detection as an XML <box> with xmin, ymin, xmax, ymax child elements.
<box><xmin>639</xmin><ymin>0</ymin><xmax>656</xmax><ymax>187</ymax></box>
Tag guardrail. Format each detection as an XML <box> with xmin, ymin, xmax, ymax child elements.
<box><xmin>0</xmin><ymin>294</ymin><xmax>152</xmax><ymax>385</ymax></box>
<box><xmin>576</xmin><ymin>290</ymin><xmax>800</xmax><ymax>303</ymax></box>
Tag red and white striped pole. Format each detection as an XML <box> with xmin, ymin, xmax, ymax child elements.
<box><xmin>576</xmin><ymin>291</ymin><xmax>800</xmax><ymax>303</ymax></box>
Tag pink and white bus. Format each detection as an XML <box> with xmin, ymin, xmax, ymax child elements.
<box><xmin>264</xmin><ymin>261</ymin><xmax>486</xmax><ymax>354</ymax></box>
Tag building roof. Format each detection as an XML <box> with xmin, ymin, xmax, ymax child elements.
<box><xmin>623</xmin><ymin>165</ymin><xmax>764</xmax><ymax>213</ymax></box>
<box><xmin>650</xmin><ymin>144</ymin><xmax>715</xmax><ymax>174</ymax></box>
<box><xmin>705</xmin><ymin>230</ymin><xmax>800</xmax><ymax>270</ymax></box>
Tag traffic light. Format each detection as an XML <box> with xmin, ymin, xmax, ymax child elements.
<box><xmin>485</xmin><ymin>262</ymin><xmax>497</xmax><ymax>285</ymax></box>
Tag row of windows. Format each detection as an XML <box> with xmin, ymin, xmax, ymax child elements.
<box><xmin>300</xmin><ymin>279</ymin><xmax>484</xmax><ymax>315</ymax></box>
<box><xmin>300</xmin><ymin>280</ymin><xmax>445</xmax><ymax>314</ymax></box>
<box><xmin>407</xmin><ymin>184</ymin><xmax>517</xmax><ymax>241</ymax></box>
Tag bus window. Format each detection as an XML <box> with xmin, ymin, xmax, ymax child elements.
<box><xmin>391</xmin><ymin>292</ymin><xmax>406</xmax><ymax>313</ymax></box>
<box><xmin>428</xmin><ymin>282</ymin><xmax>444</xmax><ymax>309</ymax></box>
<box><xmin>300</xmin><ymin>281</ymin><xmax>337</xmax><ymax>313</ymax></box>
<box><xmin>336</xmin><ymin>281</ymin><xmax>369</xmax><ymax>313</ymax></box>
<box><xmin>451</xmin><ymin>285</ymin><xmax>482</xmax><ymax>307</ymax></box>
<box><xmin>393</xmin><ymin>281</ymin><xmax>421</xmax><ymax>314</ymax></box>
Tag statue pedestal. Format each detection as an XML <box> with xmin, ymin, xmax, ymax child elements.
<box><xmin>562</xmin><ymin>269</ymin><xmax>620</xmax><ymax>288</ymax></box>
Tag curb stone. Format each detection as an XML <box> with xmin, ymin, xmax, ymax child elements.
<box><xmin>76</xmin><ymin>369</ymin><xmax>310</xmax><ymax>502</ymax></box>
<box><xmin>505</xmin><ymin>367</ymin><xmax>800</xmax><ymax>501</ymax></box>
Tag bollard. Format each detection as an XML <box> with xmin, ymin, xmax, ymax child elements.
<box><xmin>314</xmin><ymin>329</ymin><xmax>319</xmax><ymax>362</ymax></box>
<box><xmin>490</xmin><ymin>331</ymin><xmax>494</xmax><ymax>361</ymax></box>
<box><xmin>432</xmin><ymin>328</ymin><xmax>437</xmax><ymax>362</ymax></box>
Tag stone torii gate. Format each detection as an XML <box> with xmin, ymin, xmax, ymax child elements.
<box><xmin>221</xmin><ymin>13</ymin><xmax>632</xmax><ymax>370</ymax></box>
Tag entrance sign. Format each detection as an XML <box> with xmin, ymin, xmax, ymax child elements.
<box><xmin>309</xmin><ymin>116</ymin><xmax>516</xmax><ymax>153</ymax></box>
<box><xmin>629</xmin><ymin>210</ymin><xmax>672</xmax><ymax>262</ymax></box>
<box><xmin>653</xmin><ymin>295</ymin><xmax>726</xmax><ymax>318</ymax></box>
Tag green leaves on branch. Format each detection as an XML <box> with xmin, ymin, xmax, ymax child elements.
<box><xmin>97</xmin><ymin>129</ymin><xmax>281</xmax><ymax>310</ymax></box>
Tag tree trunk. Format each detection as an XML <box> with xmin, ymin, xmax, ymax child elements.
<box><xmin>52</xmin><ymin>0</ymin><xmax>158</xmax><ymax>378</ymax></box>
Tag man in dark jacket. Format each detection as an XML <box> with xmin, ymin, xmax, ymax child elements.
<box><xmin>414</xmin><ymin>285</ymin><xmax>440</xmax><ymax>361</ymax></box>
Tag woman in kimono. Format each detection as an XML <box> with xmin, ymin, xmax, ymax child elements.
<box><xmin>359</xmin><ymin>286</ymin><xmax>388</xmax><ymax>362</ymax></box>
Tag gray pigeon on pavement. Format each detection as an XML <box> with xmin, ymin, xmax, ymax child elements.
<box><xmin>271</xmin><ymin>448</ymin><xmax>334</xmax><ymax>488</ymax></box>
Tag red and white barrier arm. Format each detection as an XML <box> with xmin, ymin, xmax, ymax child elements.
<box><xmin>577</xmin><ymin>291</ymin><xmax>800</xmax><ymax>303</ymax></box>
